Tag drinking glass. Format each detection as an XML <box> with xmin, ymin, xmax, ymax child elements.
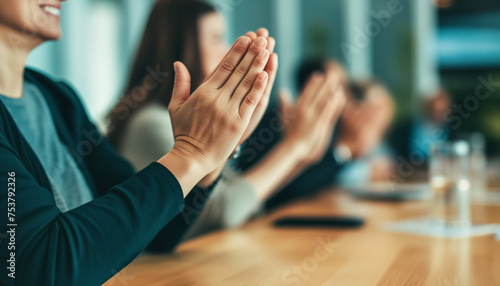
<box><xmin>429</xmin><ymin>141</ymin><xmax>471</xmax><ymax>228</ymax></box>
<box><xmin>469</xmin><ymin>133</ymin><xmax>487</xmax><ymax>200</ymax></box>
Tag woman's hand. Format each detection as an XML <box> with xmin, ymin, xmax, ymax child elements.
<box><xmin>159</xmin><ymin>36</ymin><xmax>270</xmax><ymax>194</ymax></box>
<box><xmin>280</xmin><ymin>71</ymin><xmax>346</xmax><ymax>165</ymax></box>
<box><xmin>198</xmin><ymin>29</ymin><xmax>278</xmax><ymax>188</ymax></box>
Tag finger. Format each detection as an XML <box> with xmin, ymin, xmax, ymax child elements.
<box><xmin>205</xmin><ymin>37</ymin><xmax>249</xmax><ymax>83</ymax></box>
<box><xmin>319</xmin><ymin>96</ymin><xmax>336</xmax><ymax>124</ymax></box>
<box><xmin>331</xmin><ymin>88</ymin><xmax>347</xmax><ymax>123</ymax></box>
<box><xmin>256</xmin><ymin>87</ymin><xmax>271</xmax><ymax>115</ymax></box>
<box><xmin>321</xmin><ymin>97</ymin><xmax>341</xmax><ymax>133</ymax></box>
<box><xmin>205</xmin><ymin>37</ymin><xmax>253</xmax><ymax>82</ymax></box>
<box><xmin>239</xmin><ymin>71</ymin><xmax>268</xmax><ymax>121</ymax></box>
<box><xmin>243</xmin><ymin>87</ymin><xmax>271</xmax><ymax>145</ymax></box>
<box><xmin>222</xmin><ymin>36</ymin><xmax>268</xmax><ymax>95</ymax></box>
<box><xmin>278</xmin><ymin>89</ymin><xmax>293</xmax><ymax>119</ymax></box>
<box><xmin>230</xmin><ymin>48</ymin><xmax>270</xmax><ymax>104</ymax></box>
<box><xmin>246</xmin><ymin>31</ymin><xmax>257</xmax><ymax>41</ymax></box>
<box><xmin>266</xmin><ymin>37</ymin><xmax>276</xmax><ymax>54</ymax></box>
<box><xmin>299</xmin><ymin>72</ymin><xmax>326</xmax><ymax>105</ymax></box>
<box><xmin>169</xmin><ymin>62</ymin><xmax>191</xmax><ymax>112</ymax></box>
<box><xmin>207</xmin><ymin>36</ymin><xmax>251</xmax><ymax>89</ymax></box>
<box><xmin>263</xmin><ymin>53</ymin><xmax>278</xmax><ymax>98</ymax></box>
<box><xmin>312</xmin><ymin>72</ymin><xmax>341</xmax><ymax>107</ymax></box>
<box><xmin>256</xmin><ymin>28</ymin><xmax>269</xmax><ymax>38</ymax></box>
<box><xmin>321</xmin><ymin>88</ymin><xmax>345</xmax><ymax>131</ymax></box>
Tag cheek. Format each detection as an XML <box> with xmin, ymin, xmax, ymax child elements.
<box><xmin>0</xmin><ymin>0</ymin><xmax>61</xmax><ymax>41</ymax></box>
<box><xmin>0</xmin><ymin>1</ymin><xmax>27</xmax><ymax>29</ymax></box>
<box><xmin>28</xmin><ymin>6</ymin><xmax>62</xmax><ymax>40</ymax></box>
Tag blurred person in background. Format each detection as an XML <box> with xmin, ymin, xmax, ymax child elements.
<box><xmin>389</xmin><ymin>89</ymin><xmax>451</xmax><ymax>163</ymax></box>
<box><xmin>253</xmin><ymin>58</ymin><xmax>394</xmax><ymax>208</ymax></box>
<box><xmin>0</xmin><ymin>0</ymin><xmax>276</xmax><ymax>284</ymax></box>
<box><xmin>334</xmin><ymin>80</ymin><xmax>395</xmax><ymax>187</ymax></box>
<box><xmin>108</xmin><ymin>0</ymin><xmax>346</xmax><ymax>247</ymax></box>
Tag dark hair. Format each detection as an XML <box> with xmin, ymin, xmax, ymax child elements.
<box><xmin>296</xmin><ymin>58</ymin><xmax>327</xmax><ymax>92</ymax></box>
<box><xmin>297</xmin><ymin>57</ymin><xmax>375</xmax><ymax>101</ymax></box>
<box><xmin>107</xmin><ymin>0</ymin><xmax>216</xmax><ymax>149</ymax></box>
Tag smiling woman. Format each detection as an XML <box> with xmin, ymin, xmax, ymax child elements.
<box><xmin>9</xmin><ymin>0</ymin><xmax>63</xmax><ymax>41</ymax></box>
<box><xmin>0</xmin><ymin>0</ymin><xmax>64</xmax><ymax>98</ymax></box>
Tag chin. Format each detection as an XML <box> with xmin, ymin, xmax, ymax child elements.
<box><xmin>37</xmin><ymin>28</ymin><xmax>62</xmax><ymax>41</ymax></box>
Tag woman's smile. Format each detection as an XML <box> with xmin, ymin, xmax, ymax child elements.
<box><xmin>40</xmin><ymin>3</ymin><xmax>61</xmax><ymax>18</ymax></box>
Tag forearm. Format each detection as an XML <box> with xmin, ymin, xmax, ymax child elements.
<box><xmin>4</xmin><ymin>162</ymin><xmax>184</xmax><ymax>286</ymax></box>
<box><xmin>243</xmin><ymin>139</ymin><xmax>308</xmax><ymax>201</ymax></box>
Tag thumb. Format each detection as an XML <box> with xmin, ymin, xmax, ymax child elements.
<box><xmin>278</xmin><ymin>89</ymin><xmax>293</xmax><ymax>119</ymax></box>
<box><xmin>169</xmin><ymin>62</ymin><xmax>191</xmax><ymax>112</ymax></box>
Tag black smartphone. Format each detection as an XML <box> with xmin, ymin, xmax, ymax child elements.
<box><xmin>273</xmin><ymin>216</ymin><xmax>364</xmax><ymax>229</ymax></box>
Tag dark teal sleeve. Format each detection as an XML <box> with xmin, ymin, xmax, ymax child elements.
<box><xmin>0</xmin><ymin>131</ymin><xmax>184</xmax><ymax>286</ymax></box>
<box><xmin>60</xmin><ymin>85</ymin><xmax>216</xmax><ymax>255</ymax></box>
<box><xmin>145</xmin><ymin>178</ymin><xmax>219</xmax><ymax>253</ymax></box>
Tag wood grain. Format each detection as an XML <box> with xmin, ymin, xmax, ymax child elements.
<box><xmin>104</xmin><ymin>190</ymin><xmax>500</xmax><ymax>286</ymax></box>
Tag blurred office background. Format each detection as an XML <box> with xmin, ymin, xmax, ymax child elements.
<box><xmin>26</xmin><ymin>0</ymin><xmax>500</xmax><ymax>154</ymax></box>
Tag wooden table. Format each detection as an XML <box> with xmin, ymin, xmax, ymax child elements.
<box><xmin>104</xmin><ymin>189</ymin><xmax>500</xmax><ymax>286</ymax></box>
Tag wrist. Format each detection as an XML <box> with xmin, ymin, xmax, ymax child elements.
<box><xmin>158</xmin><ymin>148</ymin><xmax>212</xmax><ymax>197</ymax></box>
<box><xmin>198</xmin><ymin>163</ymin><xmax>225</xmax><ymax>187</ymax></box>
<box><xmin>280</xmin><ymin>138</ymin><xmax>311</xmax><ymax>166</ymax></box>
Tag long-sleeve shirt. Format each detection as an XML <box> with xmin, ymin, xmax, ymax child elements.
<box><xmin>119</xmin><ymin>103</ymin><xmax>262</xmax><ymax>240</ymax></box>
<box><xmin>0</xmin><ymin>80</ymin><xmax>94</xmax><ymax>212</ymax></box>
<box><xmin>0</xmin><ymin>68</ymin><xmax>214</xmax><ymax>285</ymax></box>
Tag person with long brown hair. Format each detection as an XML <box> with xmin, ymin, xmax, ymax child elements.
<box><xmin>108</xmin><ymin>0</ymin><xmax>346</xmax><ymax>244</ymax></box>
<box><xmin>0</xmin><ymin>0</ymin><xmax>274</xmax><ymax>284</ymax></box>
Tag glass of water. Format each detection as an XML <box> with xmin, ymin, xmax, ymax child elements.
<box><xmin>469</xmin><ymin>133</ymin><xmax>487</xmax><ymax>200</ymax></box>
<box><xmin>429</xmin><ymin>141</ymin><xmax>471</xmax><ymax>228</ymax></box>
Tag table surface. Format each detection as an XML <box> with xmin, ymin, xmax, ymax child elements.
<box><xmin>104</xmin><ymin>189</ymin><xmax>500</xmax><ymax>286</ymax></box>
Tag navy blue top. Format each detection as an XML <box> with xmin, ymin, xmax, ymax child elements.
<box><xmin>0</xmin><ymin>80</ymin><xmax>93</xmax><ymax>212</ymax></box>
<box><xmin>0</xmin><ymin>68</ymin><xmax>215</xmax><ymax>285</ymax></box>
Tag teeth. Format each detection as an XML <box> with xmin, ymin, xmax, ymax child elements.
<box><xmin>43</xmin><ymin>6</ymin><xmax>60</xmax><ymax>16</ymax></box>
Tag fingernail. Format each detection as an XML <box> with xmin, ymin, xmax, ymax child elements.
<box><xmin>255</xmin><ymin>37</ymin><xmax>266</xmax><ymax>47</ymax></box>
<box><xmin>258</xmin><ymin>49</ymin><xmax>269</xmax><ymax>59</ymax></box>
<box><xmin>258</xmin><ymin>72</ymin><xmax>268</xmax><ymax>80</ymax></box>
<box><xmin>240</xmin><ymin>37</ymin><xmax>251</xmax><ymax>46</ymax></box>
<box><xmin>258</xmin><ymin>28</ymin><xmax>269</xmax><ymax>36</ymax></box>
<box><xmin>173</xmin><ymin>62</ymin><xmax>178</xmax><ymax>74</ymax></box>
